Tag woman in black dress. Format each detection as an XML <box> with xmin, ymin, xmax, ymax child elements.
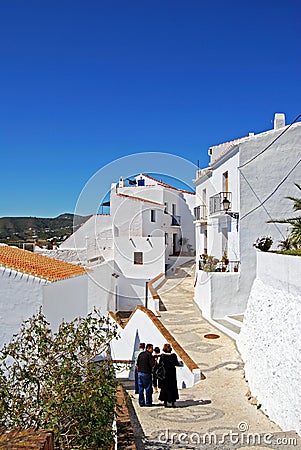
<box><xmin>158</xmin><ymin>343</ymin><xmax>183</xmax><ymax>407</ymax></box>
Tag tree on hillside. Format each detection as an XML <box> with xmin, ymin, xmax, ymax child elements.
<box><xmin>0</xmin><ymin>310</ymin><xmax>118</xmax><ymax>450</ymax></box>
<box><xmin>268</xmin><ymin>183</ymin><xmax>301</xmax><ymax>249</ymax></box>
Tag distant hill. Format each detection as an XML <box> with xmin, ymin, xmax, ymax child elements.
<box><xmin>0</xmin><ymin>213</ymin><xmax>90</xmax><ymax>244</ymax></box>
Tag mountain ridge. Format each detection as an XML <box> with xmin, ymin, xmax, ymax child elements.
<box><xmin>0</xmin><ymin>213</ymin><xmax>90</xmax><ymax>244</ymax></box>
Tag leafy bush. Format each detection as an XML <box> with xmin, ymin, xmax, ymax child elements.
<box><xmin>279</xmin><ymin>248</ymin><xmax>301</xmax><ymax>257</ymax></box>
<box><xmin>0</xmin><ymin>309</ymin><xmax>118</xmax><ymax>450</ymax></box>
<box><xmin>268</xmin><ymin>183</ymin><xmax>301</xmax><ymax>248</ymax></box>
<box><xmin>253</xmin><ymin>236</ymin><xmax>273</xmax><ymax>252</ymax></box>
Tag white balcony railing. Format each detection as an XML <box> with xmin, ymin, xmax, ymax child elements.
<box><xmin>209</xmin><ymin>192</ymin><xmax>232</xmax><ymax>215</ymax></box>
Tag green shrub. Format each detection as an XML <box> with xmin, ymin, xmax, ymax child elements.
<box><xmin>279</xmin><ymin>248</ymin><xmax>301</xmax><ymax>257</ymax></box>
<box><xmin>0</xmin><ymin>309</ymin><xmax>118</xmax><ymax>449</ymax></box>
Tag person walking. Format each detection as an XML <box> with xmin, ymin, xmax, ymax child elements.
<box><xmin>152</xmin><ymin>346</ymin><xmax>161</xmax><ymax>393</ymax></box>
<box><xmin>136</xmin><ymin>343</ymin><xmax>154</xmax><ymax>407</ymax></box>
<box><xmin>133</xmin><ymin>342</ymin><xmax>145</xmax><ymax>394</ymax></box>
<box><xmin>158</xmin><ymin>343</ymin><xmax>183</xmax><ymax>408</ymax></box>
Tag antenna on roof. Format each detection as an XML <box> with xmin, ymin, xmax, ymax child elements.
<box><xmin>197</xmin><ymin>159</ymin><xmax>200</xmax><ymax>169</ymax></box>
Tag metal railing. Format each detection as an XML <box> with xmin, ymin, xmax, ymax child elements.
<box><xmin>194</xmin><ymin>205</ymin><xmax>207</xmax><ymax>221</ymax></box>
<box><xmin>199</xmin><ymin>258</ymin><xmax>240</xmax><ymax>272</ymax></box>
<box><xmin>171</xmin><ymin>215</ymin><xmax>181</xmax><ymax>226</ymax></box>
<box><xmin>209</xmin><ymin>191</ymin><xmax>232</xmax><ymax>215</ymax></box>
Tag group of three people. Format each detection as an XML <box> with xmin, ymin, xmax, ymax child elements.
<box><xmin>134</xmin><ymin>342</ymin><xmax>183</xmax><ymax>407</ymax></box>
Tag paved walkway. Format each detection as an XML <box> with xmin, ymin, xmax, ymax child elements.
<box><xmin>124</xmin><ymin>262</ymin><xmax>299</xmax><ymax>449</ymax></box>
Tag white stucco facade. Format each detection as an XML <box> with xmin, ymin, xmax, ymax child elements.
<box><xmin>53</xmin><ymin>173</ymin><xmax>195</xmax><ymax>314</ymax></box>
<box><xmin>0</xmin><ymin>265</ymin><xmax>88</xmax><ymax>348</ymax></box>
<box><xmin>237</xmin><ymin>251</ymin><xmax>301</xmax><ymax>436</ymax></box>
<box><xmin>194</xmin><ymin>114</ymin><xmax>301</xmax><ymax>319</ymax></box>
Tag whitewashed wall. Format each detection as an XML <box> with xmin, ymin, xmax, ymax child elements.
<box><xmin>238</xmin><ymin>123</ymin><xmax>301</xmax><ymax>311</ymax></box>
<box><xmin>114</xmin><ymin>236</ymin><xmax>165</xmax><ymax>279</ymax></box>
<box><xmin>237</xmin><ymin>251</ymin><xmax>301</xmax><ymax>436</ymax></box>
<box><xmin>43</xmin><ymin>274</ymin><xmax>88</xmax><ymax>332</ymax></box>
<box><xmin>180</xmin><ymin>192</ymin><xmax>196</xmax><ymax>253</ymax></box>
<box><xmin>0</xmin><ymin>269</ymin><xmax>88</xmax><ymax>347</ymax></box>
<box><xmin>194</xmin><ymin>270</ymin><xmax>242</xmax><ymax>318</ymax></box>
<box><xmin>87</xmin><ymin>261</ymin><xmax>116</xmax><ymax>313</ymax></box>
<box><xmin>0</xmin><ymin>268</ymin><xmax>45</xmax><ymax>347</ymax></box>
<box><xmin>60</xmin><ymin>215</ymin><xmax>112</xmax><ymax>250</ymax></box>
<box><xmin>195</xmin><ymin>120</ymin><xmax>301</xmax><ymax>318</ymax></box>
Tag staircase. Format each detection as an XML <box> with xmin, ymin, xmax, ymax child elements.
<box><xmin>212</xmin><ymin>314</ymin><xmax>244</xmax><ymax>340</ymax></box>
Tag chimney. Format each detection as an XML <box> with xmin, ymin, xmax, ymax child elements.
<box><xmin>118</xmin><ymin>176</ymin><xmax>125</xmax><ymax>188</ymax></box>
<box><xmin>274</xmin><ymin>113</ymin><xmax>286</xmax><ymax>130</ymax></box>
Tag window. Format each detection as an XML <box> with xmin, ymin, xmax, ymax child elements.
<box><xmin>165</xmin><ymin>233</ymin><xmax>168</xmax><ymax>245</ymax></box>
<box><xmin>164</xmin><ymin>202</ymin><xmax>168</xmax><ymax>214</ymax></box>
<box><xmin>134</xmin><ymin>252</ymin><xmax>143</xmax><ymax>265</ymax></box>
<box><xmin>150</xmin><ymin>209</ymin><xmax>156</xmax><ymax>222</ymax></box>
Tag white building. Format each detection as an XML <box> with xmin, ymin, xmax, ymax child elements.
<box><xmin>0</xmin><ymin>245</ymin><xmax>88</xmax><ymax>347</ymax></box>
<box><xmin>59</xmin><ymin>173</ymin><xmax>195</xmax><ymax>314</ymax></box>
<box><xmin>194</xmin><ymin>113</ymin><xmax>301</xmax><ymax>321</ymax></box>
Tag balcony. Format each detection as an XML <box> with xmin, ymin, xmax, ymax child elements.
<box><xmin>198</xmin><ymin>258</ymin><xmax>240</xmax><ymax>273</ymax></box>
<box><xmin>194</xmin><ymin>205</ymin><xmax>207</xmax><ymax>223</ymax></box>
<box><xmin>171</xmin><ymin>215</ymin><xmax>181</xmax><ymax>226</ymax></box>
<box><xmin>209</xmin><ymin>191</ymin><xmax>232</xmax><ymax>216</ymax></box>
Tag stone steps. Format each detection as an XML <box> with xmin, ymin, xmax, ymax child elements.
<box><xmin>211</xmin><ymin>314</ymin><xmax>244</xmax><ymax>341</ymax></box>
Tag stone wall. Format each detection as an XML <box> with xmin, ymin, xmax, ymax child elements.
<box><xmin>237</xmin><ymin>251</ymin><xmax>301</xmax><ymax>436</ymax></box>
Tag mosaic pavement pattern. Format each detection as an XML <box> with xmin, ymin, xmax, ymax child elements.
<box><xmin>125</xmin><ymin>262</ymin><xmax>299</xmax><ymax>449</ymax></box>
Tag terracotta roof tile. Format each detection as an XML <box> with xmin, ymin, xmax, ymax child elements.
<box><xmin>0</xmin><ymin>246</ymin><xmax>87</xmax><ymax>281</ymax></box>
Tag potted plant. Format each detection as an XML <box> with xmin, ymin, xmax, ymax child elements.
<box><xmin>253</xmin><ymin>236</ymin><xmax>273</xmax><ymax>252</ymax></box>
<box><xmin>221</xmin><ymin>251</ymin><xmax>229</xmax><ymax>271</ymax></box>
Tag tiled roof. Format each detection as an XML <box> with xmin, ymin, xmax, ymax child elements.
<box><xmin>0</xmin><ymin>428</ymin><xmax>54</xmax><ymax>449</ymax></box>
<box><xmin>142</xmin><ymin>174</ymin><xmax>195</xmax><ymax>195</ymax></box>
<box><xmin>209</xmin><ymin>135</ymin><xmax>250</xmax><ymax>151</ymax></box>
<box><xmin>0</xmin><ymin>246</ymin><xmax>87</xmax><ymax>281</ymax></box>
<box><xmin>117</xmin><ymin>193</ymin><xmax>164</xmax><ymax>206</ymax></box>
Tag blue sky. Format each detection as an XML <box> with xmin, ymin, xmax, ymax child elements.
<box><xmin>1</xmin><ymin>0</ymin><xmax>300</xmax><ymax>217</ymax></box>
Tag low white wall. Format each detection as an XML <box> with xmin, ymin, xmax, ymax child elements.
<box><xmin>110</xmin><ymin>308</ymin><xmax>196</xmax><ymax>388</ymax></box>
<box><xmin>194</xmin><ymin>270</ymin><xmax>242</xmax><ymax>318</ymax></box>
<box><xmin>237</xmin><ymin>251</ymin><xmax>301</xmax><ymax>436</ymax></box>
<box><xmin>147</xmin><ymin>273</ymin><xmax>165</xmax><ymax>314</ymax></box>
<box><xmin>146</xmin><ymin>291</ymin><xmax>159</xmax><ymax>314</ymax></box>
<box><xmin>0</xmin><ymin>267</ymin><xmax>45</xmax><ymax>347</ymax></box>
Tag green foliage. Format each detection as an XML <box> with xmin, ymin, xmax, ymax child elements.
<box><xmin>0</xmin><ymin>213</ymin><xmax>90</xmax><ymax>243</ymax></box>
<box><xmin>268</xmin><ymin>183</ymin><xmax>301</xmax><ymax>248</ymax></box>
<box><xmin>0</xmin><ymin>309</ymin><xmax>118</xmax><ymax>450</ymax></box>
<box><xmin>278</xmin><ymin>237</ymin><xmax>294</xmax><ymax>251</ymax></box>
<box><xmin>279</xmin><ymin>248</ymin><xmax>301</xmax><ymax>257</ymax></box>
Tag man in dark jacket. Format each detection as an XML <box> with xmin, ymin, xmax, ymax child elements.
<box><xmin>136</xmin><ymin>343</ymin><xmax>154</xmax><ymax>406</ymax></box>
